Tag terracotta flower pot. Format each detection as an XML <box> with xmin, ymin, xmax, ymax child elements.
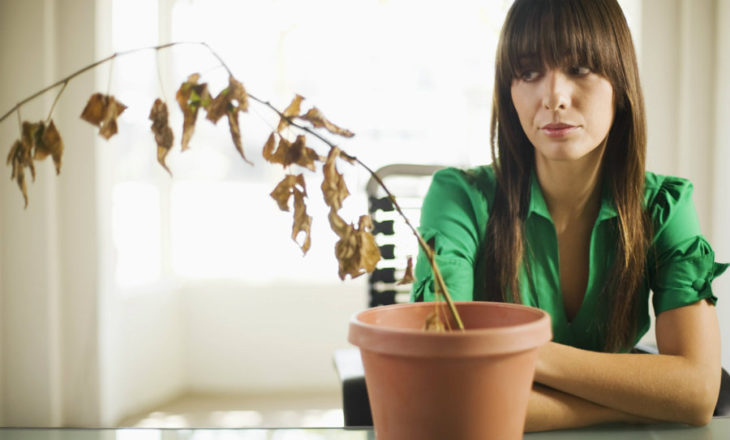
<box><xmin>348</xmin><ymin>301</ymin><xmax>552</xmax><ymax>440</ymax></box>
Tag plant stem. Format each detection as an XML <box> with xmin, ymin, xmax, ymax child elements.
<box><xmin>357</xmin><ymin>159</ymin><xmax>465</xmax><ymax>331</ymax></box>
<box><xmin>46</xmin><ymin>81</ymin><xmax>68</xmax><ymax>122</ymax></box>
<box><xmin>0</xmin><ymin>41</ymin><xmax>205</xmax><ymax>124</ymax></box>
<box><xmin>0</xmin><ymin>40</ymin><xmax>466</xmax><ymax>331</ymax></box>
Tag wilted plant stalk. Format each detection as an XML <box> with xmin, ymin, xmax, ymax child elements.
<box><xmin>0</xmin><ymin>41</ymin><xmax>464</xmax><ymax>331</ymax></box>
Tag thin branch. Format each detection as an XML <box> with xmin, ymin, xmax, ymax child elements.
<box><xmin>0</xmin><ymin>40</ymin><xmax>465</xmax><ymax>331</ymax></box>
<box><xmin>106</xmin><ymin>56</ymin><xmax>115</xmax><ymax>96</ymax></box>
<box><xmin>244</xmin><ymin>86</ymin><xmax>463</xmax><ymax>331</ymax></box>
<box><xmin>46</xmin><ymin>81</ymin><xmax>68</xmax><ymax>122</ymax></box>
<box><xmin>355</xmin><ymin>158</ymin><xmax>465</xmax><ymax>331</ymax></box>
<box><xmin>0</xmin><ymin>41</ymin><xmax>206</xmax><ymax>124</ymax></box>
<box><xmin>155</xmin><ymin>50</ymin><xmax>168</xmax><ymax>103</ymax></box>
<box><xmin>16</xmin><ymin>107</ymin><xmax>22</xmax><ymax>135</ymax></box>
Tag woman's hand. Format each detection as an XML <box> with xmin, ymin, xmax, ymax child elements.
<box><xmin>532</xmin><ymin>300</ymin><xmax>721</xmax><ymax>426</ymax></box>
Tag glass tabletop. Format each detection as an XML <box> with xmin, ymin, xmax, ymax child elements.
<box><xmin>1</xmin><ymin>418</ymin><xmax>729</xmax><ymax>440</ymax></box>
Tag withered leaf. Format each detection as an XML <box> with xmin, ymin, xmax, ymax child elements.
<box><xmin>80</xmin><ymin>93</ymin><xmax>105</xmax><ymax>125</ymax></box>
<box><xmin>270</xmin><ymin>173</ymin><xmax>307</xmax><ymax>211</ymax></box>
<box><xmin>6</xmin><ymin>138</ymin><xmax>32</xmax><ymax>208</ymax></box>
<box><xmin>330</xmin><ymin>212</ymin><xmax>382</xmax><ymax>280</ymax></box>
<box><xmin>21</xmin><ymin>121</ymin><xmax>41</xmax><ymax>182</ymax></box>
<box><xmin>206</xmin><ymin>75</ymin><xmax>249</xmax><ymax>123</ymax></box>
<box><xmin>262</xmin><ymin>132</ymin><xmax>277</xmax><ymax>162</ymax></box>
<box><xmin>149</xmin><ymin>98</ymin><xmax>174</xmax><ymax>175</ymax></box>
<box><xmin>397</xmin><ymin>256</ymin><xmax>415</xmax><ymax>285</ymax></box>
<box><xmin>175</xmin><ymin>73</ymin><xmax>210</xmax><ymax>151</ymax></box>
<box><xmin>7</xmin><ymin>120</ymin><xmax>65</xmax><ymax>206</ymax></box>
<box><xmin>292</xmin><ymin>189</ymin><xmax>312</xmax><ymax>254</ymax></box>
<box><xmin>327</xmin><ymin>209</ymin><xmax>349</xmax><ymax>237</ymax></box>
<box><xmin>321</xmin><ymin>147</ymin><xmax>349</xmax><ymax>211</ymax></box>
<box><xmin>264</xmin><ymin>134</ymin><xmax>319</xmax><ymax>171</ymax></box>
<box><xmin>226</xmin><ymin>109</ymin><xmax>252</xmax><ymax>165</ymax></box>
<box><xmin>269</xmin><ymin>174</ymin><xmax>311</xmax><ymax>254</ymax></box>
<box><xmin>34</xmin><ymin>120</ymin><xmax>64</xmax><ymax>174</ymax></box>
<box><xmin>205</xmin><ymin>76</ymin><xmax>252</xmax><ymax>164</ymax></box>
<box><xmin>423</xmin><ymin>311</ymin><xmax>446</xmax><ymax>332</ymax></box>
<box><xmin>277</xmin><ymin>94</ymin><xmax>304</xmax><ymax>132</ymax></box>
<box><xmin>299</xmin><ymin>107</ymin><xmax>354</xmax><ymax>138</ymax></box>
<box><xmin>80</xmin><ymin>93</ymin><xmax>127</xmax><ymax>140</ymax></box>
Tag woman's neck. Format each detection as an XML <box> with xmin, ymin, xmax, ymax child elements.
<box><xmin>535</xmin><ymin>148</ymin><xmax>605</xmax><ymax>233</ymax></box>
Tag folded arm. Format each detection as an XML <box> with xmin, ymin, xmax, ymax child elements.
<box><xmin>525</xmin><ymin>383</ymin><xmax>657</xmax><ymax>432</ymax></box>
<box><xmin>531</xmin><ymin>299</ymin><xmax>721</xmax><ymax>427</ymax></box>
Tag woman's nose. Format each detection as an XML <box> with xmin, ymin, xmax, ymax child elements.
<box><xmin>542</xmin><ymin>70</ymin><xmax>571</xmax><ymax>111</ymax></box>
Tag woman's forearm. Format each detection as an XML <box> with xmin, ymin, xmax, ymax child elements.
<box><xmin>525</xmin><ymin>384</ymin><xmax>656</xmax><ymax>432</ymax></box>
<box><xmin>535</xmin><ymin>342</ymin><xmax>719</xmax><ymax>425</ymax></box>
<box><xmin>535</xmin><ymin>302</ymin><xmax>722</xmax><ymax>426</ymax></box>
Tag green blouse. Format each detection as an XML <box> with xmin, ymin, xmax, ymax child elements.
<box><xmin>411</xmin><ymin>165</ymin><xmax>728</xmax><ymax>352</ymax></box>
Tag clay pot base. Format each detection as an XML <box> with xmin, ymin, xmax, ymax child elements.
<box><xmin>349</xmin><ymin>301</ymin><xmax>552</xmax><ymax>440</ymax></box>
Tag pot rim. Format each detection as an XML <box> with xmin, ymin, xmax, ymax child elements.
<box><xmin>349</xmin><ymin>301</ymin><xmax>552</xmax><ymax>357</ymax></box>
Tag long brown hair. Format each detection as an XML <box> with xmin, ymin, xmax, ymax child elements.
<box><xmin>486</xmin><ymin>0</ymin><xmax>651</xmax><ymax>352</ymax></box>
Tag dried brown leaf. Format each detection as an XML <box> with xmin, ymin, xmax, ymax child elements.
<box><xmin>262</xmin><ymin>132</ymin><xmax>277</xmax><ymax>162</ymax></box>
<box><xmin>327</xmin><ymin>209</ymin><xmax>349</xmax><ymax>238</ymax></box>
<box><xmin>357</xmin><ymin>215</ymin><xmax>381</xmax><ymax>273</ymax></box>
<box><xmin>330</xmin><ymin>212</ymin><xmax>382</xmax><ymax>280</ymax></box>
<box><xmin>99</xmin><ymin>97</ymin><xmax>127</xmax><ymax>139</ymax></box>
<box><xmin>270</xmin><ymin>174</ymin><xmax>306</xmax><ymax>211</ymax></box>
<box><xmin>397</xmin><ymin>256</ymin><xmax>415</xmax><ymax>285</ymax></box>
<box><xmin>206</xmin><ymin>91</ymin><xmax>229</xmax><ymax>125</ymax></box>
<box><xmin>175</xmin><ymin>73</ymin><xmax>210</xmax><ymax>151</ymax></box>
<box><xmin>423</xmin><ymin>311</ymin><xmax>446</xmax><ymax>332</ymax></box>
<box><xmin>226</xmin><ymin>109</ymin><xmax>252</xmax><ymax>165</ymax></box>
<box><xmin>34</xmin><ymin>120</ymin><xmax>64</xmax><ymax>174</ymax></box>
<box><xmin>288</xmin><ymin>135</ymin><xmax>319</xmax><ymax>171</ymax></box>
<box><xmin>21</xmin><ymin>121</ymin><xmax>40</xmax><ymax>181</ymax></box>
<box><xmin>321</xmin><ymin>147</ymin><xmax>350</xmax><ymax>211</ymax></box>
<box><xmin>277</xmin><ymin>94</ymin><xmax>304</xmax><ymax>132</ymax></box>
<box><xmin>292</xmin><ymin>189</ymin><xmax>312</xmax><ymax>254</ymax></box>
<box><xmin>299</xmin><ymin>107</ymin><xmax>354</xmax><ymax>138</ymax></box>
<box><xmin>6</xmin><ymin>139</ymin><xmax>32</xmax><ymax>207</ymax></box>
<box><xmin>80</xmin><ymin>93</ymin><xmax>106</xmax><ymax>125</ymax></box>
<box><xmin>227</xmin><ymin>76</ymin><xmax>249</xmax><ymax>112</ymax></box>
<box><xmin>204</xmin><ymin>77</ymin><xmax>251</xmax><ymax>163</ymax></box>
<box><xmin>149</xmin><ymin>98</ymin><xmax>174</xmax><ymax>175</ymax></box>
<box><xmin>206</xmin><ymin>75</ymin><xmax>249</xmax><ymax>124</ymax></box>
<box><xmin>80</xmin><ymin>93</ymin><xmax>127</xmax><ymax>140</ymax></box>
<box><xmin>264</xmin><ymin>134</ymin><xmax>319</xmax><ymax>171</ymax></box>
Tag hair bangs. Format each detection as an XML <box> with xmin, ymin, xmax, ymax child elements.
<box><xmin>499</xmin><ymin>0</ymin><xmax>621</xmax><ymax>84</ymax></box>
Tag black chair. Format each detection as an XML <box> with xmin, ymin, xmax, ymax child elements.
<box><xmin>334</xmin><ymin>164</ymin><xmax>445</xmax><ymax>426</ymax></box>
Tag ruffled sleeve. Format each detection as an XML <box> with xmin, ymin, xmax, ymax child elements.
<box><xmin>410</xmin><ymin>167</ymin><xmax>491</xmax><ymax>302</ymax></box>
<box><xmin>647</xmin><ymin>175</ymin><xmax>729</xmax><ymax>315</ymax></box>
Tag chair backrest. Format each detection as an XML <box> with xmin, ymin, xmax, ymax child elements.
<box><xmin>366</xmin><ymin>164</ymin><xmax>446</xmax><ymax>307</ymax></box>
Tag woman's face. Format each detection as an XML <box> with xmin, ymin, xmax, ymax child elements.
<box><xmin>510</xmin><ymin>64</ymin><xmax>615</xmax><ymax>163</ymax></box>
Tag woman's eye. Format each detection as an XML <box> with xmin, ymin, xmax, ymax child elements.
<box><xmin>520</xmin><ymin>70</ymin><xmax>540</xmax><ymax>82</ymax></box>
<box><xmin>569</xmin><ymin>66</ymin><xmax>591</xmax><ymax>76</ymax></box>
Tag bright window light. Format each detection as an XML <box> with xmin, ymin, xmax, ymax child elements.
<box><xmin>108</xmin><ymin>0</ymin><xmax>641</xmax><ymax>286</ymax></box>
<box><xmin>112</xmin><ymin>182</ymin><xmax>161</xmax><ymax>288</ymax></box>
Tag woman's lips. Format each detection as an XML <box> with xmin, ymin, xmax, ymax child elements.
<box><xmin>541</xmin><ymin>123</ymin><xmax>579</xmax><ymax>138</ymax></box>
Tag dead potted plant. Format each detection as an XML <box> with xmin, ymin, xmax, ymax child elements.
<box><xmin>1</xmin><ymin>42</ymin><xmax>551</xmax><ymax>440</ymax></box>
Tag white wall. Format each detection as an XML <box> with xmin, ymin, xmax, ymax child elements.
<box><xmin>640</xmin><ymin>0</ymin><xmax>730</xmax><ymax>364</ymax></box>
<box><xmin>0</xmin><ymin>0</ymin><xmax>186</xmax><ymax>426</ymax></box>
<box><xmin>1</xmin><ymin>0</ymin><xmax>65</xmax><ymax>426</ymax></box>
<box><xmin>182</xmin><ymin>281</ymin><xmax>365</xmax><ymax>394</ymax></box>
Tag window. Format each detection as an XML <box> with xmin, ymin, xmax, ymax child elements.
<box><xmin>109</xmin><ymin>0</ymin><xmax>641</xmax><ymax>289</ymax></box>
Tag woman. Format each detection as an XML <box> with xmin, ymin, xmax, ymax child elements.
<box><xmin>411</xmin><ymin>0</ymin><xmax>728</xmax><ymax>431</ymax></box>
